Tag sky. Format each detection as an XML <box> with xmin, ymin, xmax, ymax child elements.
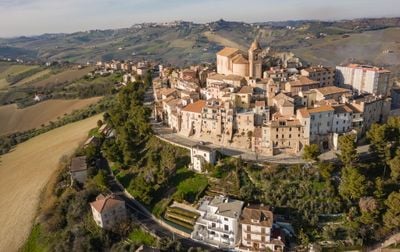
<box><xmin>1</xmin><ymin>0</ymin><xmax>400</xmax><ymax>37</ymax></box>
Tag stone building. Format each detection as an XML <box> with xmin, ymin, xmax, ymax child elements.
<box><xmin>300</xmin><ymin>66</ymin><xmax>335</xmax><ymax>87</ymax></box>
<box><xmin>216</xmin><ymin>40</ymin><xmax>263</xmax><ymax>79</ymax></box>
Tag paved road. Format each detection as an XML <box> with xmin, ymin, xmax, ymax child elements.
<box><xmin>100</xmin><ymin>158</ymin><xmax>217</xmax><ymax>251</ymax></box>
<box><xmin>152</xmin><ymin>122</ymin><xmax>306</xmax><ymax>164</ymax></box>
<box><xmin>152</xmin><ymin>122</ymin><xmax>373</xmax><ymax>164</ymax></box>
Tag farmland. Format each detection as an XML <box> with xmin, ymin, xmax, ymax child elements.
<box><xmin>0</xmin><ymin>62</ymin><xmax>39</xmax><ymax>90</ymax></box>
<box><xmin>0</xmin><ymin>114</ymin><xmax>102</xmax><ymax>252</ymax></box>
<box><xmin>0</xmin><ymin>97</ymin><xmax>101</xmax><ymax>135</ymax></box>
<box><xmin>29</xmin><ymin>66</ymin><xmax>95</xmax><ymax>87</ymax></box>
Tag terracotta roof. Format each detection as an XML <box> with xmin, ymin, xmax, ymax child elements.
<box><xmin>315</xmin><ymin>86</ymin><xmax>351</xmax><ymax>96</ymax></box>
<box><xmin>239</xmin><ymin>86</ymin><xmax>253</xmax><ymax>94</ymax></box>
<box><xmin>90</xmin><ymin>194</ymin><xmax>125</xmax><ymax>214</ymax></box>
<box><xmin>217</xmin><ymin>47</ymin><xmax>240</xmax><ymax>57</ymax></box>
<box><xmin>255</xmin><ymin>100</ymin><xmax>265</xmax><ymax>107</ymax></box>
<box><xmin>298</xmin><ymin>108</ymin><xmax>310</xmax><ymax>118</ymax></box>
<box><xmin>346</xmin><ymin>103</ymin><xmax>362</xmax><ymax>113</ymax></box>
<box><xmin>181</xmin><ymin>100</ymin><xmax>207</xmax><ymax>113</ymax></box>
<box><xmin>299</xmin><ymin>105</ymin><xmax>334</xmax><ymax>118</ymax></box>
<box><xmin>224</xmin><ymin>74</ymin><xmax>245</xmax><ymax>81</ymax></box>
<box><xmin>288</xmin><ymin>76</ymin><xmax>319</xmax><ymax>87</ymax></box>
<box><xmin>232</xmin><ymin>54</ymin><xmax>249</xmax><ymax>64</ymax></box>
<box><xmin>160</xmin><ymin>88</ymin><xmax>177</xmax><ymax>97</ymax></box>
<box><xmin>240</xmin><ymin>205</ymin><xmax>273</xmax><ymax>227</ymax></box>
<box><xmin>70</xmin><ymin>156</ymin><xmax>87</xmax><ymax>172</ymax></box>
<box><xmin>302</xmin><ymin>66</ymin><xmax>333</xmax><ymax>73</ymax></box>
<box><xmin>207</xmin><ymin>73</ymin><xmax>225</xmax><ymax>81</ymax></box>
<box><xmin>333</xmin><ymin>104</ymin><xmax>353</xmax><ymax>114</ymax></box>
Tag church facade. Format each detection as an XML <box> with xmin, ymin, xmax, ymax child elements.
<box><xmin>216</xmin><ymin>40</ymin><xmax>263</xmax><ymax>79</ymax></box>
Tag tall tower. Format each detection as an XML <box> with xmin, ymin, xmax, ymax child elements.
<box><xmin>248</xmin><ymin>39</ymin><xmax>262</xmax><ymax>79</ymax></box>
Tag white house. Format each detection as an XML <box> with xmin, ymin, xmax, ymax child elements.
<box><xmin>191</xmin><ymin>195</ymin><xmax>244</xmax><ymax>249</ymax></box>
<box><xmin>190</xmin><ymin>144</ymin><xmax>217</xmax><ymax>173</ymax></box>
<box><xmin>90</xmin><ymin>194</ymin><xmax>127</xmax><ymax>229</ymax></box>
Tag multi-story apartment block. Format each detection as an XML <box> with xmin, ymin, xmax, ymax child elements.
<box><xmin>300</xmin><ymin>66</ymin><xmax>335</xmax><ymax>87</ymax></box>
<box><xmin>238</xmin><ymin>205</ymin><xmax>285</xmax><ymax>252</ymax></box>
<box><xmin>201</xmin><ymin>99</ymin><xmax>234</xmax><ymax>139</ymax></box>
<box><xmin>191</xmin><ymin>196</ymin><xmax>244</xmax><ymax>249</ymax></box>
<box><xmin>332</xmin><ymin>105</ymin><xmax>353</xmax><ymax>134</ymax></box>
<box><xmin>335</xmin><ymin>64</ymin><xmax>391</xmax><ymax>96</ymax></box>
<box><xmin>262</xmin><ymin>117</ymin><xmax>307</xmax><ymax>155</ymax></box>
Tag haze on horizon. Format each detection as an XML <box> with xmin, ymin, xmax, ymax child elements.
<box><xmin>1</xmin><ymin>0</ymin><xmax>400</xmax><ymax>37</ymax></box>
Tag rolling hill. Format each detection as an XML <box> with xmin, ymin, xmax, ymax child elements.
<box><xmin>1</xmin><ymin>18</ymin><xmax>400</xmax><ymax>73</ymax></box>
<box><xmin>0</xmin><ymin>97</ymin><xmax>102</xmax><ymax>136</ymax></box>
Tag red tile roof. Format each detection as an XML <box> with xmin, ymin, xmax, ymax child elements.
<box><xmin>181</xmin><ymin>100</ymin><xmax>207</xmax><ymax>113</ymax></box>
<box><xmin>90</xmin><ymin>194</ymin><xmax>124</xmax><ymax>214</ymax></box>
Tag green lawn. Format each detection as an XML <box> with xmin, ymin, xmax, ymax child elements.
<box><xmin>128</xmin><ymin>229</ymin><xmax>157</xmax><ymax>247</ymax></box>
<box><xmin>21</xmin><ymin>225</ymin><xmax>48</xmax><ymax>252</ymax></box>
<box><xmin>173</xmin><ymin>174</ymin><xmax>208</xmax><ymax>203</ymax></box>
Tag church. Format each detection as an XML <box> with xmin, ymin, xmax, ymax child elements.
<box><xmin>216</xmin><ymin>40</ymin><xmax>263</xmax><ymax>79</ymax></box>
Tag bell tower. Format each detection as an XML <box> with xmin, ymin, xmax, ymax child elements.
<box><xmin>248</xmin><ymin>39</ymin><xmax>262</xmax><ymax>79</ymax></box>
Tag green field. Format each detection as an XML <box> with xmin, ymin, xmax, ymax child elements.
<box><xmin>0</xmin><ymin>63</ymin><xmax>39</xmax><ymax>90</ymax></box>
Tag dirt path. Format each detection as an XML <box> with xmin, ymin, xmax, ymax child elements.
<box><xmin>0</xmin><ymin>114</ymin><xmax>102</xmax><ymax>252</ymax></box>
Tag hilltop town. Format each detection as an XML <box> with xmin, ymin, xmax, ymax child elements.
<box><xmin>1</xmin><ymin>17</ymin><xmax>400</xmax><ymax>252</ymax></box>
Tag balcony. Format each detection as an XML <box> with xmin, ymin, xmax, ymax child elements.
<box><xmin>243</xmin><ymin>228</ymin><xmax>270</xmax><ymax>236</ymax></box>
<box><xmin>207</xmin><ymin>225</ymin><xmax>234</xmax><ymax>235</ymax></box>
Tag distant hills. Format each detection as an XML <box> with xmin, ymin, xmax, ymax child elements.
<box><xmin>1</xmin><ymin>17</ymin><xmax>400</xmax><ymax>76</ymax></box>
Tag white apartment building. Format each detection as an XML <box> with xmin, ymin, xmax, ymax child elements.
<box><xmin>336</xmin><ymin>64</ymin><xmax>390</xmax><ymax>96</ymax></box>
<box><xmin>191</xmin><ymin>196</ymin><xmax>244</xmax><ymax>249</ymax></box>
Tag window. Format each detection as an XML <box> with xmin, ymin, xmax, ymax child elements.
<box><xmin>224</xmin><ymin>218</ymin><xmax>228</xmax><ymax>221</ymax></box>
<box><xmin>282</xmin><ymin>134</ymin><xmax>284</xmax><ymax>138</ymax></box>
<box><xmin>247</xmin><ymin>225</ymin><xmax>251</xmax><ymax>231</ymax></box>
<box><xmin>224</xmin><ymin>224</ymin><xmax>229</xmax><ymax>231</ymax></box>
<box><xmin>212</xmin><ymin>222</ymin><xmax>216</xmax><ymax>228</ymax></box>
<box><xmin>289</xmin><ymin>134</ymin><xmax>292</xmax><ymax>138</ymax></box>
<box><xmin>276</xmin><ymin>135</ymin><xmax>278</xmax><ymax>139</ymax></box>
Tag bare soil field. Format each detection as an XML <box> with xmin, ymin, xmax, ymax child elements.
<box><xmin>0</xmin><ymin>97</ymin><xmax>101</xmax><ymax>136</ymax></box>
<box><xmin>0</xmin><ymin>114</ymin><xmax>102</xmax><ymax>252</ymax></box>
<box><xmin>30</xmin><ymin>67</ymin><xmax>95</xmax><ymax>88</ymax></box>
